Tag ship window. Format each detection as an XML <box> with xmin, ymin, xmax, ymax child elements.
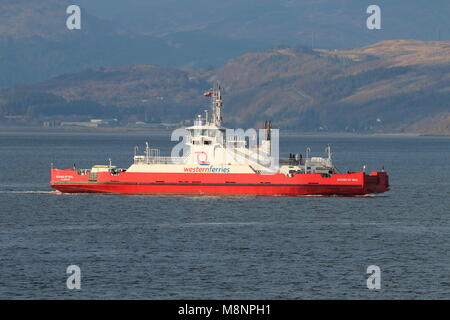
<box><xmin>204</xmin><ymin>140</ymin><xmax>211</xmax><ymax>145</ymax></box>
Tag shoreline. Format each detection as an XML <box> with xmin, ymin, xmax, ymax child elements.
<box><xmin>0</xmin><ymin>125</ymin><xmax>448</xmax><ymax>137</ymax></box>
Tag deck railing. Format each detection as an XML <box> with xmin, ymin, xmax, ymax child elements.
<box><xmin>134</xmin><ymin>156</ymin><xmax>187</xmax><ymax>165</ymax></box>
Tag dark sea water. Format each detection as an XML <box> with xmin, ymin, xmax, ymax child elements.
<box><xmin>0</xmin><ymin>129</ymin><xmax>448</xmax><ymax>299</ymax></box>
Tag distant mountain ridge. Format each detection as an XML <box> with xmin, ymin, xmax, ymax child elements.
<box><xmin>0</xmin><ymin>0</ymin><xmax>179</xmax><ymax>88</ymax></box>
<box><xmin>4</xmin><ymin>0</ymin><xmax>450</xmax><ymax>90</ymax></box>
<box><xmin>79</xmin><ymin>0</ymin><xmax>450</xmax><ymax>50</ymax></box>
<box><xmin>1</xmin><ymin>40</ymin><xmax>449</xmax><ymax>134</ymax></box>
<box><xmin>210</xmin><ymin>40</ymin><xmax>450</xmax><ymax>133</ymax></box>
<box><xmin>0</xmin><ymin>0</ymin><xmax>264</xmax><ymax>88</ymax></box>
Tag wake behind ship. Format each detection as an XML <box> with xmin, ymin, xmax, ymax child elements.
<box><xmin>50</xmin><ymin>87</ymin><xmax>389</xmax><ymax>196</ymax></box>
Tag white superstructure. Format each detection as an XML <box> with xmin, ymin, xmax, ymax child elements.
<box><xmin>125</xmin><ymin>85</ymin><xmax>335</xmax><ymax>176</ymax></box>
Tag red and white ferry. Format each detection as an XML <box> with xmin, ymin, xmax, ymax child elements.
<box><xmin>50</xmin><ymin>86</ymin><xmax>389</xmax><ymax>196</ymax></box>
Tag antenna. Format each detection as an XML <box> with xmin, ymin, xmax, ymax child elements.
<box><xmin>326</xmin><ymin>145</ymin><xmax>332</xmax><ymax>159</ymax></box>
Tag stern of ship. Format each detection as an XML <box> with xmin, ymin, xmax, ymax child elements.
<box><xmin>364</xmin><ymin>171</ymin><xmax>389</xmax><ymax>194</ymax></box>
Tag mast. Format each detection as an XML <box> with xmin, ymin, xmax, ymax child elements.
<box><xmin>212</xmin><ymin>84</ymin><xmax>223</xmax><ymax>126</ymax></box>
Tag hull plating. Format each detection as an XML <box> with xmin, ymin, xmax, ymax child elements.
<box><xmin>50</xmin><ymin>169</ymin><xmax>389</xmax><ymax>196</ymax></box>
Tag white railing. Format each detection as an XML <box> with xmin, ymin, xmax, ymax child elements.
<box><xmin>134</xmin><ymin>156</ymin><xmax>187</xmax><ymax>165</ymax></box>
<box><xmin>226</xmin><ymin>140</ymin><xmax>246</xmax><ymax>148</ymax></box>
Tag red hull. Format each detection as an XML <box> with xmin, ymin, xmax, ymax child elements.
<box><xmin>50</xmin><ymin>169</ymin><xmax>389</xmax><ymax>196</ymax></box>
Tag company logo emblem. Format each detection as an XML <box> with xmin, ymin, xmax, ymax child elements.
<box><xmin>196</xmin><ymin>152</ymin><xmax>210</xmax><ymax>166</ymax></box>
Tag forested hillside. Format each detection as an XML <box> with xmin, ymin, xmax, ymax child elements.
<box><xmin>1</xmin><ymin>40</ymin><xmax>449</xmax><ymax>134</ymax></box>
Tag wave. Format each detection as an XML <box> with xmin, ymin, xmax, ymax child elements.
<box><xmin>0</xmin><ymin>190</ymin><xmax>58</xmax><ymax>194</ymax></box>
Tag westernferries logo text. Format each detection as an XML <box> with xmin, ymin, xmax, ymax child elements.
<box><xmin>184</xmin><ymin>167</ymin><xmax>230</xmax><ymax>173</ymax></box>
